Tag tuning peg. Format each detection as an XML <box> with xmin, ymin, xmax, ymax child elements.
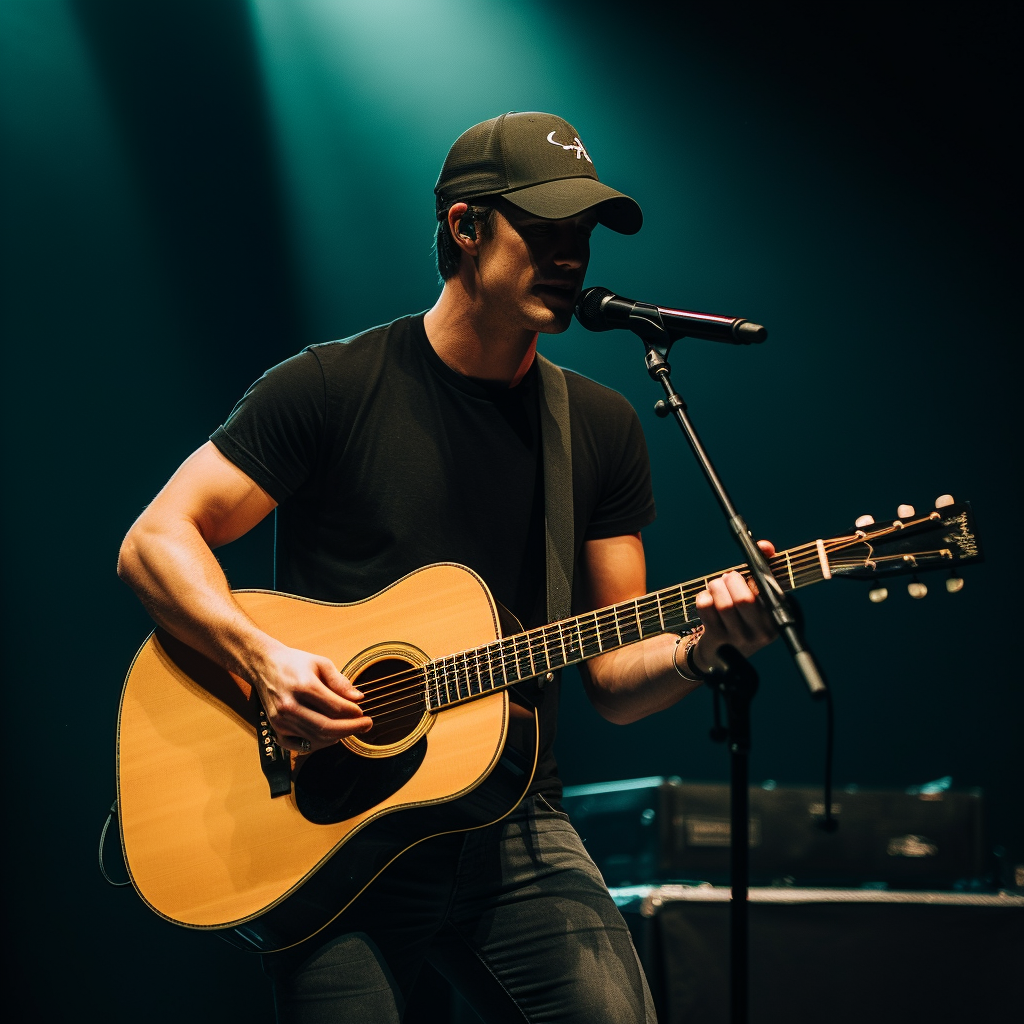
<box><xmin>855</xmin><ymin>514</ymin><xmax>875</xmax><ymax>528</ymax></box>
<box><xmin>897</xmin><ymin>504</ymin><xmax>916</xmax><ymax>519</ymax></box>
<box><xmin>935</xmin><ymin>494</ymin><xmax>955</xmax><ymax>509</ymax></box>
<box><xmin>946</xmin><ymin>572</ymin><xmax>964</xmax><ymax>594</ymax></box>
<box><xmin>907</xmin><ymin>576</ymin><xmax>928</xmax><ymax>599</ymax></box>
<box><xmin>868</xmin><ymin>587</ymin><xmax>888</xmax><ymax>603</ymax></box>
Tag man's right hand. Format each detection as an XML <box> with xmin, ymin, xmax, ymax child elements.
<box><xmin>117</xmin><ymin>443</ymin><xmax>375</xmax><ymax>755</ymax></box>
<box><xmin>253</xmin><ymin>642</ymin><xmax>373</xmax><ymax>753</ymax></box>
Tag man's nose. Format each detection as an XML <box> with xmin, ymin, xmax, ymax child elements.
<box><xmin>552</xmin><ymin>231</ymin><xmax>587</xmax><ymax>268</ymax></box>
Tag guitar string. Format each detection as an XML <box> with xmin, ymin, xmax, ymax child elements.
<box><xmin>355</xmin><ymin>550</ymin><xmax>928</xmax><ymax>723</ymax></box>
<box><xmin>354</xmin><ymin>549</ymin><xmax>914</xmax><ymax>719</ymax></box>
<box><xmin>349</xmin><ymin>521</ymin><xmax>939</xmax><ymax>716</ymax></box>
<box><xmin>353</xmin><ymin>542</ymin><xmax>885</xmax><ymax>718</ymax></box>
<box><xmin>354</xmin><ymin>550</ymin><xmax>837</xmax><ymax>716</ymax></box>
<box><xmin>350</xmin><ymin>534</ymin><xmax>911</xmax><ymax>716</ymax></box>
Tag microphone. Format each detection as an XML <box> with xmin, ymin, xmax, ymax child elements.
<box><xmin>575</xmin><ymin>286</ymin><xmax>767</xmax><ymax>345</ymax></box>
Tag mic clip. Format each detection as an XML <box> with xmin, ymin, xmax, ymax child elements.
<box><xmin>626</xmin><ymin>303</ymin><xmax>675</xmax><ymax>355</ymax></box>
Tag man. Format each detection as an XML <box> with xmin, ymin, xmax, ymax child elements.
<box><xmin>118</xmin><ymin>111</ymin><xmax>776</xmax><ymax>1022</ymax></box>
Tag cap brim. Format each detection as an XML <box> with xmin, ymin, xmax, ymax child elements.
<box><xmin>501</xmin><ymin>177</ymin><xmax>643</xmax><ymax>235</ymax></box>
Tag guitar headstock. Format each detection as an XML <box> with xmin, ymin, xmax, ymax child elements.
<box><xmin>826</xmin><ymin>496</ymin><xmax>982</xmax><ymax>599</ymax></box>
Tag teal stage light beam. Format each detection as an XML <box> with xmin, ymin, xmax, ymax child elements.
<box><xmin>245</xmin><ymin>0</ymin><xmax>690</xmax><ymax>343</ymax></box>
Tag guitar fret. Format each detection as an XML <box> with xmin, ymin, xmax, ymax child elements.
<box><xmin>557</xmin><ymin>622</ymin><xmax>569</xmax><ymax>666</ymax></box>
<box><xmin>637</xmin><ymin>595</ymin><xmax>662</xmax><ymax>638</ymax></box>
<box><xmin>525</xmin><ymin>631</ymin><xmax>538</xmax><ymax>677</ymax></box>
<box><xmin>426</xmin><ymin>663</ymin><xmax>437</xmax><ymax>710</ymax></box>
<box><xmin>613</xmin><ymin>601</ymin><xmax>641</xmax><ymax>645</ymax></box>
<box><xmin>453</xmin><ymin>654</ymin><xmax>463</xmax><ymax>700</ymax></box>
<box><xmin>490</xmin><ymin>642</ymin><xmax>502</xmax><ymax>688</ymax></box>
<box><xmin>440</xmin><ymin>658</ymin><xmax>453</xmax><ymax>705</ymax></box>
<box><xmin>505</xmin><ymin>637</ymin><xmax>517</xmax><ymax>682</ymax></box>
<box><xmin>510</xmin><ymin>635</ymin><xmax>524</xmax><ymax>682</ymax></box>
<box><xmin>519</xmin><ymin>633</ymin><xmax>532</xmax><ymax>679</ymax></box>
<box><xmin>454</xmin><ymin>653</ymin><xmax>465</xmax><ymax>700</ymax></box>
<box><xmin>612</xmin><ymin>606</ymin><xmax>623</xmax><ymax>646</ymax></box>
<box><xmin>576</xmin><ymin>614</ymin><xmax>598</xmax><ymax>659</ymax></box>
<box><xmin>656</xmin><ymin>592</ymin><xmax>666</xmax><ymax>631</ymax></box>
<box><xmin>511</xmin><ymin>634</ymin><xmax>524</xmax><ymax>681</ymax></box>
<box><xmin>660</xmin><ymin>588</ymin><xmax>687</xmax><ymax>632</ymax></box>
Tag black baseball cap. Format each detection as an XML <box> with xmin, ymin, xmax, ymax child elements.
<box><xmin>435</xmin><ymin>112</ymin><xmax>643</xmax><ymax>235</ymax></box>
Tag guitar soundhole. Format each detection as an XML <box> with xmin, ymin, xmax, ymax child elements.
<box><xmin>353</xmin><ymin>657</ymin><xmax>426</xmax><ymax>747</ymax></box>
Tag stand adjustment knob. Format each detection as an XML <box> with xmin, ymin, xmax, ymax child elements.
<box><xmin>654</xmin><ymin>400</ymin><xmax>670</xmax><ymax>418</ymax></box>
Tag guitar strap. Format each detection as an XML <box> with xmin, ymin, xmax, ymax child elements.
<box><xmin>535</xmin><ymin>353</ymin><xmax>574</xmax><ymax>626</ymax></box>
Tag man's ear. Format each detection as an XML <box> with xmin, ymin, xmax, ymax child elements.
<box><xmin>447</xmin><ymin>203</ymin><xmax>480</xmax><ymax>257</ymax></box>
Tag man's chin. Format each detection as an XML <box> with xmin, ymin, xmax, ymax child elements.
<box><xmin>537</xmin><ymin>317</ymin><xmax>572</xmax><ymax>335</ymax></box>
<box><xmin>531</xmin><ymin>301</ymin><xmax>575</xmax><ymax>335</ymax></box>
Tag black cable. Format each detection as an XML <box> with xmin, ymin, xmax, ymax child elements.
<box><xmin>98</xmin><ymin>799</ymin><xmax>132</xmax><ymax>887</ymax></box>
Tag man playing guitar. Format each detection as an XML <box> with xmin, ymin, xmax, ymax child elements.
<box><xmin>118</xmin><ymin>111</ymin><xmax>777</xmax><ymax>1023</ymax></box>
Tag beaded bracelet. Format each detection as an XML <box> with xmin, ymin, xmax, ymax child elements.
<box><xmin>673</xmin><ymin>630</ymin><xmax>707</xmax><ymax>682</ymax></box>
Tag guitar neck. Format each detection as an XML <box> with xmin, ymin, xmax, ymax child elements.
<box><xmin>425</xmin><ymin>538</ymin><xmax>833</xmax><ymax>711</ymax></box>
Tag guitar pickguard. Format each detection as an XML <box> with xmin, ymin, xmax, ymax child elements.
<box><xmin>294</xmin><ymin>739</ymin><xmax>428</xmax><ymax>825</ymax></box>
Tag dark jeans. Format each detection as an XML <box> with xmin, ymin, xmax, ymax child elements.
<box><xmin>263</xmin><ymin>794</ymin><xmax>657</xmax><ymax>1023</ymax></box>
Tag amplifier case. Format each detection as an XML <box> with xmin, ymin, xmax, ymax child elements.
<box><xmin>618</xmin><ymin>886</ymin><xmax>1024</xmax><ymax>1024</ymax></box>
<box><xmin>562</xmin><ymin>777</ymin><xmax>986</xmax><ymax>888</ymax></box>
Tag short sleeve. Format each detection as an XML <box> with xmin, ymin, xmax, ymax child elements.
<box><xmin>584</xmin><ymin>406</ymin><xmax>656</xmax><ymax>540</ymax></box>
<box><xmin>210</xmin><ymin>349</ymin><xmax>325</xmax><ymax>503</ymax></box>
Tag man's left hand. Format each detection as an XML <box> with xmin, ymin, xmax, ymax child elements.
<box><xmin>691</xmin><ymin>540</ymin><xmax>778</xmax><ymax>673</ymax></box>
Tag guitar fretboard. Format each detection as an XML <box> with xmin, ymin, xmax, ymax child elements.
<box><xmin>424</xmin><ymin>540</ymin><xmax>831</xmax><ymax>710</ymax></box>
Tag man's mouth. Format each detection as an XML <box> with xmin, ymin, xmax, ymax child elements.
<box><xmin>533</xmin><ymin>281</ymin><xmax>578</xmax><ymax>304</ymax></box>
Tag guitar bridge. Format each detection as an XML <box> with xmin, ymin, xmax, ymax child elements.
<box><xmin>257</xmin><ymin>706</ymin><xmax>292</xmax><ymax>798</ymax></box>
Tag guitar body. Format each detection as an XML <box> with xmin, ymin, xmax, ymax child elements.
<box><xmin>116</xmin><ymin>563</ymin><xmax>538</xmax><ymax>953</ymax></box>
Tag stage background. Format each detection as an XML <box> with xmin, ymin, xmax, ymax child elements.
<box><xmin>2</xmin><ymin>1</ymin><xmax>1019</xmax><ymax>1019</ymax></box>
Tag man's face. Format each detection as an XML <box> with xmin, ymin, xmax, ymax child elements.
<box><xmin>474</xmin><ymin>201</ymin><xmax>599</xmax><ymax>334</ymax></box>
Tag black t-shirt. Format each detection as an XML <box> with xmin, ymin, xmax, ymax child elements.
<box><xmin>211</xmin><ymin>313</ymin><xmax>655</xmax><ymax>800</ymax></box>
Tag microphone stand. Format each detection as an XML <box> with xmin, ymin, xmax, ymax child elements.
<box><xmin>634</xmin><ymin>324</ymin><xmax>828</xmax><ymax>1024</ymax></box>
<box><xmin>645</xmin><ymin>336</ymin><xmax>827</xmax><ymax>698</ymax></box>
<box><xmin>707</xmin><ymin>645</ymin><xmax>758</xmax><ymax>1024</ymax></box>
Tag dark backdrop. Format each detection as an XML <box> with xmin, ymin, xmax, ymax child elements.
<box><xmin>2</xmin><ymin>2</ymin><xmax>1019</xmax><ymax>1020</ymax></box>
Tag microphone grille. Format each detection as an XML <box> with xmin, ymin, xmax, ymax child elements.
<box><xmin>575</xmin><ymin>286</ymin><xmax>614</xmax><ymax>331</ymax></box>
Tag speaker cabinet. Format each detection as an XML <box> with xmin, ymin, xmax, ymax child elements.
<box><xmin>618</xmin><ymin>886</ymin><xmax>1024</xmax><ymax>1024</ymax></box>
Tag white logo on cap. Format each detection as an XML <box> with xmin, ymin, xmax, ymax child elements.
<box><xmin>546</xmin><ymin>131</ymin><xmax>592</xmax><ymax>163</ymax></box>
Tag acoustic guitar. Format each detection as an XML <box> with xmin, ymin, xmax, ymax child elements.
<box><xmin>115</xmin><ymin>497</ymin><xmax>981</xmax><ymax>952</ymax></box>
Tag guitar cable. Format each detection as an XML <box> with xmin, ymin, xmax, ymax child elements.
<box><xmin>98</xmin><ymin>799</ymin><xmax>132</xmax><ymax>887</ymax></box>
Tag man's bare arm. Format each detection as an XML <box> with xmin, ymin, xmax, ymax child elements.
<box><xmin>578</xmin><ymin>533</ymin><xmax>777</xmax><ymax>725</ymax></box>
<box><xmin>117</xmin><ymin>441</ymin><xmax>371</xmax><ymax>750</ymax></box>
